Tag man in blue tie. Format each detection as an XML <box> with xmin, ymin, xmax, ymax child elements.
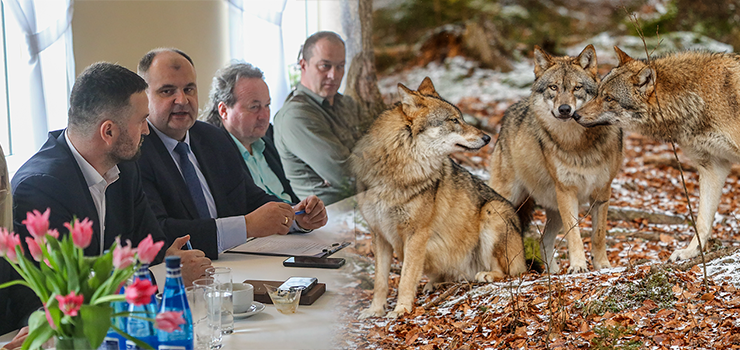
<box><xmin>136</xmin><ymin>49</ymin><xmax>328</xmax><ymax>259</ymax></box>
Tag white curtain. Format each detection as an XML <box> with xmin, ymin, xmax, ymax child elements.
<box><xmin>2</xmin><ymin>0</ymin><xmax>75</xmax><ymax>157</ymax></box>
<box><xmin>228</xmin><ymin>0</ymin><xmax>290</xmax><ymax>120</ymax></box>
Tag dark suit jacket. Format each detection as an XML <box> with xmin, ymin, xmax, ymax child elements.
<box><xmin>137</xmin><ymin>121</ymin><xmax>280</xmax><ymax>259</ymax></box>
<box><xmin>224</xmin><ymin>125</ymin><xmax>300</xmax><ymax>204</ymax></box>
<box><xmin>3</xmin><ymin>129</ymin><xmax>166</xmax><ymax>333</ymax></box>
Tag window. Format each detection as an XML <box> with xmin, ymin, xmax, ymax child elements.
<box><xmin>0</xmin><ymin>0</ymin><xmax>74</xmax><ymax>176</ymax></box>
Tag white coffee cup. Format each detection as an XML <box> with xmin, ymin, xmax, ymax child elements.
<box><xmin>232</xmin><ymin>282</ymin><xmax>254</xmax><ymax>313</ymax></box>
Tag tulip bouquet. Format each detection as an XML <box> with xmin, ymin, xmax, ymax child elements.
<box><xmin>0</xmin><ymin>209</ymin><xmax>185</xmax><ymax>350</ymax></box>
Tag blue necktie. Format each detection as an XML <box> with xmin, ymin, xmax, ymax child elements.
<box><xmin>174</xmin><ymin>142</ymin><xmax>210</xmax><ymax>219</ymax></box>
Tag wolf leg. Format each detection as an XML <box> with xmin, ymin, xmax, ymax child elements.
<box><xmin>670</xmin><ymin>161</ymin><xmax>731</xmax><ymax>261</ymax></box>
<box><xmin>555</xmin><ymin>188</ymin><xmax>588</xmax><ymax>273</ymax></box>
<box><xmin>387</xmin><ymin>228</ymin><xmax>430</xmax><ymax>319</ymax></box>
<box><xmin>590</xmin><ymin>186</ymin><xmax>612</xmax><ymax>270</ymax></box>
<box><xmin>541</xmin><ymin>209</ymin><xmax>563</xmax><ymax>274</ymax></box>
<box><xmin>359</xmin><ymin>231</ymin><xmax>394</xmax><ymax>319</ymax></box>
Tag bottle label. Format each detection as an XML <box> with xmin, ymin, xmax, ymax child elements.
<box><xmin>97</xmin><ymin>337</ymin><xmax>119</xmax><ymax>350</ymax></box>
<box><xmin>166</xmin><ymin>270</ymin><xmax>182</xmax><ymax>278</ymax></box>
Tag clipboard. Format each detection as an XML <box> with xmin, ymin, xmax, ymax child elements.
<box><xmin>225</xmin><ymin>233</ymin><xmax>351</xmax><ymax>257</ymax></box>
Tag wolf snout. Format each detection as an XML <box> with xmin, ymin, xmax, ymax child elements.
<box><xmin>482</xmin><ymin>134</ymin><xmax>491</xmax><ymax>145</ymax></box>
<box><xmin>558</xmin><ymin>104</ymin><xmax>572</xmax><ymax>117</ymax></box>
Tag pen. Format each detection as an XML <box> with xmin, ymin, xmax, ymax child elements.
<box><xmin>186</xmin><ymin>240</ymin><xmax>193</xmax><ymax>250</ymax></box>
<box><xmin>295</xmin><ymin>210</ymin><xmax>306</xmax><ymax>215</ymax></box>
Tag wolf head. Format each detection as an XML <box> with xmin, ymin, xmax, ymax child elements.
<box><xmin>531</xmin><ymin>44</ymin><xmax>599</xmax><ymax>122</ymax></box>
<box><xmin>574</xmin><ymin>46</ymin><xmax>656</xmax><ymax>131</ymax></box>
<box><xmin>398</xmin><ymin>77</ymin><xmax>491</xmax><ymax>155</ymax></box>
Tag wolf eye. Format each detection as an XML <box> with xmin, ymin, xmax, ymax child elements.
<box><xmin>574</xmin><ymin>85</ymin><xmax>582</xmax><ymax>91</ymax></box>
<box><xmin>548</xmin><ymin>85</ymin><xmax>557</xmax><ymax>91</ymax></box>
<box><xmin>604</xmin><ymin>96</ymin><xmax>615</xmax><ymax>103</ymax></box>
<box><xmin>452</xmin><ymin>118</ymin><xmax>460</xmax><ymax>124</ymax></box>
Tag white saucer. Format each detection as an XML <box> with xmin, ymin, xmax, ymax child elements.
<box><xmin>233</xmin><ymin>301</ymin><xmax>265</xmax><ymax>319</ymax></box>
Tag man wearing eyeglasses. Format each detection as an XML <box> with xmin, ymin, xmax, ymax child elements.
<box><xmin>273</xmin><ymin>31</ymin><xmax>363</xmax><ymax>206</ymax></box>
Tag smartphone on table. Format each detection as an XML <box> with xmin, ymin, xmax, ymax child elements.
<box><xmin>278</xmin><ymin>276</ymin><xmax>319</xmax><ymax>292</ymax></box>
<box><xmin>283</xmin><ymin>256</ymin><xmax>346</xmax><ymax>269</ymax></box>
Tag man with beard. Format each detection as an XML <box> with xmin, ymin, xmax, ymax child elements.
<box><xmin>5</xmin><ymin>62</ymin><xmax>211</xmax><ymax>334</ymax></box>
<box><xmin>136</xmin><ymin>49</ymin><xmax>327</xmax><ymax>260</ymax></box>
<box><xmin>273</xmin><ymin>31</ymin><xmax>363</xmax><ymax>205</ymax></box>
<box><xmin>203</xmin><ymin>62</ymin><xmax>299</xmax><ymax>204</ymax></box>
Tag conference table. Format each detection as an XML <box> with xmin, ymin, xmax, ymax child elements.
<box><xmin>1</xmin><ymin>197</ymin><xmax>361</xmax><ymax>350</ymax></box>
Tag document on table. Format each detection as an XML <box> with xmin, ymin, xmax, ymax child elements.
<box><xmin>226</xmin><ymin>232</ymin><xmax>350</xmax><ymax>257</ymax></box>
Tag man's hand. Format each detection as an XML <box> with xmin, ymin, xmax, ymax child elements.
<box><xmin>294</xmin><ymin>195</ymin><xmax>328</xmax><ymax>230</ymax></box>
<box><xmin>1</xmin><ymin>326</ymin><xmax>28</xmax><ymax>350</ymax></box>
<box><xmin>165</xmin><ymin>235</ymin><xmax>212</xmax><ymax>286</ymax></box>
<box><xmin>244</xmin><ymin>201</ymin><xmax>295</xmax><ymax>238</ymax></box>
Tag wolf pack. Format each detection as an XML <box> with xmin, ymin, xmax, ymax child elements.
<box><xmin>350</xmin><ymin>45</ymin><xmax>740</xmax><ymax>319</ymax></box>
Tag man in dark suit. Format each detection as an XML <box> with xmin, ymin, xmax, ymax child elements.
<box><xmin>136</xmin><ymin>49</ymin><xmax>327</xmax><ymax>260</ymax></box>
<box><xmin>3</xmin><ymin>63</ymin><xmax>211</xmax><ymax>334</ymax></box>
<box><xmin>203</xmin><ymin>62</ymin><xmax>299</xmax><ymax>204</ymax></box>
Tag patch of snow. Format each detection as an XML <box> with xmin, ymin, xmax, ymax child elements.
<box><xmin>704</xmin><ymin>251</ymin><xmax>740</xmax><ymax>287</ymax></box>
<box><xmin>378</xmin><ymin>57</ymin><xmax>533</xmax><ymax>105</ymax></box>
<box><xmin>567</xmin><ymin>32</ymin><xmax>734</xmax><ymax>66</ymax></box>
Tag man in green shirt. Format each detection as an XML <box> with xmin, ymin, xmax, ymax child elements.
<box><xmin>203</xmin><ymin>62</ymin><xmax>300</xmax><ymax>204</ymax></box>
<box><xmin>273</xmin><ymin>31</ymin><xmax>363</xmax><ymax>205</ymax></box>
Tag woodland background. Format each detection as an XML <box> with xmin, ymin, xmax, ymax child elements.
<box><xmin>335</xmin><ymin>0</ymin><xmax>740</xmax><ymax>349</ymax></box>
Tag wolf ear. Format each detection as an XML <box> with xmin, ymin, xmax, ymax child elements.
<box><xmin>635</xmin><ymin>66</ymin><xmax>656</xmax><ymax>95</ymax></box>
<box><xmin>614</xmin><ymin>46</ymin><xmax>633</xmax><ymax>66</ymax></box>
<box><xmin>533</xmin><ymin>45</ymin><xmax>553</xmax><ymax>79</ymax></box>
<box><xmin>417</xmin><ymin>77</ymin><xmax>440</xmax><ymax>97</ymax></box>
<box><xmin>398</xmin><ymin>83</ymin><xmax>421</xmax><ymax>119</ymax></box>
<box><xmin>577</xmin><ymin>44</ymin><xmax>598</xmax><ymax>76</ymax></box>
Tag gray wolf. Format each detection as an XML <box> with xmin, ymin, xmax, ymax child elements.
<box><xmin>574</xmin><ymin>47</ymin><xmax>740</xmax><ymax>262</ymax></box>
<box><xmin>489</xmin><ymin>45</ymin><xmax>624</xmax><ymax>273</ymax></box>
<box><xmin>352</xmin><ymin>77</ymin><xmax>527</xmax><ymax>319</ymax></box>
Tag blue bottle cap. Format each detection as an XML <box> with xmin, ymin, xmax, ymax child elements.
<box><xmin>165</xmin><ymin>255</ymin><xmax>181</xmax><ymax>268</ymax></box>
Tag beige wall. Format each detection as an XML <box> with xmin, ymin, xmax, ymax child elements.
<box><xmin>72</xmin><ymin>0</ymin><xmax>230</xmax><ymax>108</ymax></box>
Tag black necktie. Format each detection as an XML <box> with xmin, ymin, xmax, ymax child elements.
<box><xmin>173</xmin><ymin>142</ymin><xmax>210</xmax><ymax>219</ymax></box>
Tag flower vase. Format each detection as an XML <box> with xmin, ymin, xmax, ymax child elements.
<box><xmin>54</xmin><ymin>336</ymin><xmax>92</xmax><ymax>350</ymax></box>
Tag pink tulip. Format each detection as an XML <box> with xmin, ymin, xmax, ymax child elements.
<box><xmin>125</xmin><ymin>279</ymin><xmax>157</xmax><ymax>306</ymax></box>
<box><xmin>47</xmin><ymin>228</ymin><xmax>60</xmax><ymax>240</ymax></box>
<box><xmin>113</xmin><ymin>237</ymin><xmax>136</xmax><ymax>270</ymax></box>
<box><xmin>64</xmin><ymin>217</ymin><xmax>94</xmax><ymax>249</ymax></box>
<box><xmin>136</xmin><ymin>234</ymin><xmax>164</xmax><ymax>265</ymax></box>
<box><xmin>56</xmin><ymin>291</ymin><xmax>84</xmax><ymax>317</ymax></box>
<box><xmin>22</xmin><ymin>208</ymin><xmax>50</xmax><ymax>240</ymax></box>
<box><xmin>44</xmin><ymin>306</ymin><xmax>57</xmax><ymax>330</ymax></box>
<box><xmin>25</xmin><ymin>237</ymin><xmax>43</xmax><ymax>262</ymax></box>
<box><xmin>0</xmin><ymin>227</ymin><xmax>8</xmax><ymax>254</ymax></box>
<box><xmin>155</xmin><ymin>311</ymin><xmax>186</xmax><ymax>332</ymax></box>
<box><xmin>3</xmin><ymin>232</ymin><xmax>22</xmax><ymax>263</ymax></box>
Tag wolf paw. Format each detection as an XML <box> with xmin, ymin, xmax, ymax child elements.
<box><xmin>386</xmin><ymin>305</ymin><xmax>411</xmax><ymax>319</ymax></box>
<box><xmin>567</xmin><ymin>263</ymin><xmax>588</xmax><ymax>274</ymax></box>
<box><xmin>358</xmin><ymin>307</ymin><xmax>385</xmax><ymax>319</ymax></box>
<box><xmin>475</xmin><ymin>271</ymin><xmax>504</xmax><ymax>282</ymax></box>
<box><xmin>669</xmin><ymin>247</ymin><xmax>699</xmax><ymax>262</ymax></box>
<box><xmin>593</xmin><ymin>259</ymin><xmax>612</xmax><ymax>270</ymax></box>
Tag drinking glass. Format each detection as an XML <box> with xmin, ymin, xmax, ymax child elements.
<box><xmin>205</xmin><ymin>266</ymin><xmax>234</xmax><ymax>334</ymax></box>
<box><xmin>191</xmin><ymin>278</ymin><xmax>223</xmax><ymax>350</ymax></box>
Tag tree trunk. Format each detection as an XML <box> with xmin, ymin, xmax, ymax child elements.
<box><xmin>342</xmin><ymin>0</ymin><xmax>386</xmax><ymax>133</ymax></box>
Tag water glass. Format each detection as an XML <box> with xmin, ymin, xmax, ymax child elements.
<box><xmin>205</xmin><ymin>266</ymin><xmax>234</xmax><ymax>334</ymax></box>
<box><xmin>190</xmin><ymin>279</ymin><xmax>223</xmax><ymax>350</ymax></box>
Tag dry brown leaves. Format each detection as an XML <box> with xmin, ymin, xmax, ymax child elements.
<box><xmin>334</xmin><ymin>99</ymin><xmax>740</xmax><ymax>349</ymax></box>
